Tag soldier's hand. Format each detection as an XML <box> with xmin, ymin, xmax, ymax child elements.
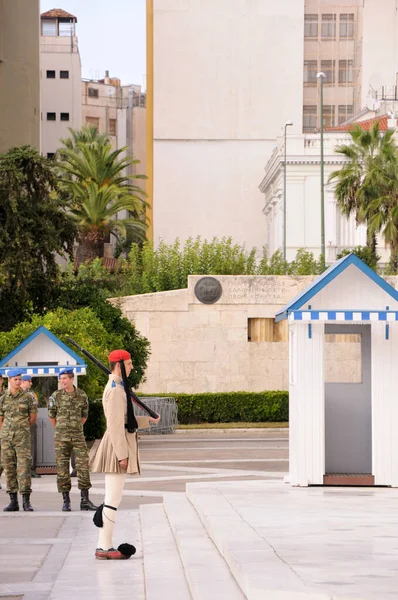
<box><xmin>119</xmin><ymin>458</ymin><xmax>128</xmax><ymax>470</ymax></box>
<box><xmin>149</xmin><ymin>414</ymin><xmax>160</xmax><ymax>425</ymax></box>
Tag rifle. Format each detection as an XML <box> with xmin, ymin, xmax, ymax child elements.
<box><xmin>67</xmin><ymin>337</ymin><xmax>159</xmax><ymax>420</ymax></box>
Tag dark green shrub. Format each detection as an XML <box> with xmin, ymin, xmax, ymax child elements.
<box><xmin>140</xmin><ymin>391</ymin><xmax>288</xmax><ymax>424</ymax></box>
<box><xmin>84</xmin><ymin>399</ymin><xmax>106</xmax><ymax>441</ymax></box>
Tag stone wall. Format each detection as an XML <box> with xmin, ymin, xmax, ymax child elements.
<box><xmin>112</xmin><ymin>275</ymin><xmax>310</xmax><ymax>394</ymax></box>
<box><xmin>112</xmin><ymin>274</ymin><xmax>398</xmax><ymax>394</ymax></box>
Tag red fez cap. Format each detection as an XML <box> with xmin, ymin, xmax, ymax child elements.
<box><xmin>108</xmin><ymin>349</ymin><xmax>131</xmax><ymax>362</ymax></box>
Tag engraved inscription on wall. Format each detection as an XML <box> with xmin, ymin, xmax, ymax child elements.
<box><xmin>189</xmin><ymin>275</ymin><xmax>314</xmax><ymax>305</ymax></box>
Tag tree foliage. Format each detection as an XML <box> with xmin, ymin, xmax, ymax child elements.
<box><xmin>62</xmin><ymin>239</ymin><xmax>331</xmax><ymax>303</ymax></box>
<box><xmin>336</xmin><ymin>246</ymin><xmax>380</xmax><ymax>270</ymax></box>
<box><xmin>50</xmin><ymin>263</ymin><xmax>150</xmax><ymax>388</ymax></box>
<box><xmin>0</xmin><ymin>146</ymin><xmax>76</xmax><ymax>330</ymax></box>
<box><xmin>329</xmin><ymin>122</ymin><xmax>397</xmax><ymax>266</ymax></box>
<box><xmin>58</xmin><ymin>129</ymin><xmax>147</xmax><ymax>261</ymax></box>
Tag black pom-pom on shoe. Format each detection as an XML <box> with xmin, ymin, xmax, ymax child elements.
<box><xmin>117</xmin><ymin>543</ymin><xmax>136</xmax><ymax>558</ymax></box>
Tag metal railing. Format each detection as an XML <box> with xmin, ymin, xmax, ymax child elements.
<box><xmin>135</xmin><ymin>397</ymin><xmax>178</xmax><ymax>435</ymax></box>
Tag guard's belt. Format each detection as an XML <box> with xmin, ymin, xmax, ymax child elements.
<box><xmin>124</xmin><ymin>424</ymin><xmax>136</xmax><ymax>432</ymax></box>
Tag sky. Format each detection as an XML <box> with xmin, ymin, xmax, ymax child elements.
<box><xmin>40</xmin><ymin>0</ymin><xmax>147</xmax><ymax>89</ymax></box>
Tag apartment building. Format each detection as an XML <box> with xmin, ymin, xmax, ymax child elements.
<box><xmin>81</xmin><ymin>74</ymin><xmax>147</xmax><ymax>187</ymax></box>
<box><xmin>40</xmin><ymin>9</ymin><xmax>81</xmax><ymax>158</ymax></box>
<box><xmin>303</xmin><ymin>0</ymin><xmax>398</xmax><ymax>131</ymax></box>
<box><xmin>303</xmin><ymin>0</ymin><xmax>363</xmax><ymax>132</ymax></box>
<box><xmin>0</xmin><ymin>0</ymin><xmax>40</xmax><ymax>153</ymax></box>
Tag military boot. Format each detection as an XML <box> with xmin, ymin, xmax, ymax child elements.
<box><xmin>4</xmin><ymin>492</ymin><xmax>19</xmax><ymax>512</ymax></box>
<box><xmin>22</xmin><ymin>493</ymin><xmax>34</xmax><ymax>512</ymax></box>
<box><xmin>62</xmin><ymin>492</ymin><xmax>71</xmax><ymax>512</ymax></box>
<box><xmin>80</xmin><ymin>489</ymin><xmax>97</xmax><ymax>511</ymax></box>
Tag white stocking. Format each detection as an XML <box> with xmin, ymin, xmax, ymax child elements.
<box><xmin>97</xmin><ymin>473</ymin><xmax>126</xmax><ymax>550</ymax></box>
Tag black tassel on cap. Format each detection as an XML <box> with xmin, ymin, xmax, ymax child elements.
<box><xmin>120</xmin><ymin>360</ymin><xmax>138</xmax><ymax>432</ymax></box>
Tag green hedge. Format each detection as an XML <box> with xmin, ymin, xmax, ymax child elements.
<box><xmin>85</xmin><ymin>391</ymin><xmax>289</xmax><ymax>439</ymax></box>
<box><xmin>141</xmin><ymin>391</ymin><xmax>288</xmax><ymax>425</ymax></box>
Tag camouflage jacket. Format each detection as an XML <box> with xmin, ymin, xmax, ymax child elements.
<box><xmin>48</xmin><ymin>387</ymin><xmax>88</xmax><ymax>441</ymax></box>
<box><xmin>0</xmin><ymin>389</ymin><xmax>38</xmax><ymax>439</ymax></box>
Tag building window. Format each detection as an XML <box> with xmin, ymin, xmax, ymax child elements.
<box><xmin>304</xmin><ymin>14</ymin><xmax>318</xmax><ymax>38</ymax></box>
<box><xmin>88</xmin><ymin>88</ymin><xmax>99</xmax><ymax>99</ymax></box>
<box><xmin>47</xmin><ymin>112</ymin><xmax>56</xmax><ymax>121</ymax></box>
<box><xmin>338</xmin><ymin>105</ymin><xmax>354</xmax><ymax>125</ymax></box>
<box><xmin>60</xmin><ymin>113</ymin><xmax>70</xmax><ymax>121</ymax></box>
<box><xmin>340</xmin><ymin>13</ymin><xmax>355</xmax><ymax>38</ymax></box>
<box><xmin>109</xmin><ymin>119</ymin><xmax>117</xmax><ymax>136</ymax></box>
<box><xmin>86</xmin><ymin>116</ymin><xmax>100</xmax><ymax>129</ymax></box>
<box><xmin>339</xmin><ymin>60</ymin><xmax>354</xmax><ymax>84</ymax></box>
<box><xmin>321</xmin><ymin>14</ymin><xmax>336</xmax><ymax>38</ymax></box>
<box><xmin>247</xmin><ymin>318</ymin><xmax>288</xmax><ymax>342</ymax></box>
<box><xmin>321</xmin><ymin>60</ymin><xmax>335</xmax><ymax>85</ymax></box>
<box><xmin>41</xmin><ymin>19</ymin><xmax>57</xmax><ymax>36</ymax></box>
<box><xmin>58</xmin><ymin>18</ymin><xmax>74</xmax><ymax>37</ymax></box>
<box><xmin>47</xmin><ymin>153</ymin><xmax>55</xmax><ymax>159</ymax></box>
<box><xmin>304</xmin><ymin>60</ymin><xmax>318</xmax><ymax>85</ymax></box>
<box><xmin>46</xmin><ymin>70</ymin><xmax>56</xmax><ymax>79</ymax></box>
<box><xmin>60</xmin><ymin>70</ymin><xmax>69</xmax><ymax>79</ymax></box>
<box><xmin>323</xmin><ymin>105</ymin><xmax>335</xmax><ymax>128</ymax></box>
<box><xmin>303</xmin><ymin>105</ymin><xmax>317</xmax><ymax>132</ymax></box>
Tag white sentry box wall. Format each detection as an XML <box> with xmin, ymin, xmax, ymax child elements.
<box><xmin>277</xmin><ymin>254</ymin><xmax>398</xmax><ymax>487</ymax></box>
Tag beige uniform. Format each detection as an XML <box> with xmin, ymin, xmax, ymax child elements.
<box><xmin>91</xmin><ymin>374</ymin><xmax>149</xmax><ymax>474</ymax></box>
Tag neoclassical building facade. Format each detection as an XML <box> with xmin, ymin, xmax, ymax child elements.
<box><xmin>259</xmin><ymin>117</ymin><xmax>394</xmax><ymax>265</ymax></box>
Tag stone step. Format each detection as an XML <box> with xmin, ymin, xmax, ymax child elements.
<box><xmin>186</xmin><ymin>482</ymin><xmax>363</xmax><ymax>600</ymax></box>
<box><xmin>140</xmin><ymin>503</ymin><xmax>192</xmax><ymax>600</ymax></box>
<box><xmin>163</xmin><ymin>494</ymin><xmax>246</xmax><ymax>600</ymax></box>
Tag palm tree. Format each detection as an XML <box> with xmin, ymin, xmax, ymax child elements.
<box><xmin>360</xmin><ymin>144</ymin><xmax>398</xmax><ymax>271</ymax></box>
<box><xmin>329</xmin><ymin>122</ymin><xmax>396</xmax><ymax>254</ymax></box>
<box><xmin>58</xmin><ymin>135</ymin><xmax>147</xmax><ymax>262</ymax></box>
<box><xmin>60</xmin><ymin>124</ymin><xmax>110</xmax><ymax>150</ymax></box>
<box><xmin>68</xmin><ymin>181</ymin><xmax>147</xmax><ymax>261</ymax></box>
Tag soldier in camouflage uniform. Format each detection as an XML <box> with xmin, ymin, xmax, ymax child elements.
<box><xmin>48</xmin><ymin>369</ymin><xmax>97</xmax><ymax>512</ymax></box>
<box><xmin>0</xmin><ymin>368</ymin><xmax>38</xmax><ymax>511</ymax></box>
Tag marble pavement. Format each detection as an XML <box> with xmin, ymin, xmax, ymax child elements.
<box><xmin>1</xmin><ymin>430</ymin><xmax>397</xmax><ymax>600</ymax></box>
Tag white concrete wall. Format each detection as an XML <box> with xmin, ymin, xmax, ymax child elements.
<box><xmin>362</xmin><ymin>0</ymin><xmax>398</xmax><ymax>104</ymax></box>
<box><xmin>308</xmin><ymin>264</ymin><xmax>398</xmax><ymax>311</ymax></box>
<box><xmin>153</xmin><ymin>0</ymin><xmax>305</xmax><ymax>250</ymax></box>
<box><xmin>2</xmin><ymin>333</ymin><xmax>79</xmax><ymax>368</ymax></box>
<box><xmin>372</xmin><ymin>322</ymin><xmax>398</xmax><ymax>486</ymax></box>
<box><xmin>288</xmin><ymin>322</ymin><xmax>324</xmax><ymax>486</ymax></box>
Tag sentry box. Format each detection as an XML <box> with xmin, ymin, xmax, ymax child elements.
<box><xmin>276</xmin><ymin>253</ymin><xmax>398</xmax><ymax>487</ymax></box>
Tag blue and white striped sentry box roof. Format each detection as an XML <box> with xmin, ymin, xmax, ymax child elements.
<box><xmin>0</xmin><ymin>366</ymin><xmax>87</xmax><ymax>377</ymax></box>
<box><xmin>288</xmin><ymin>311</ymin><xmax>398</xmax><ymax>322</ymax></box>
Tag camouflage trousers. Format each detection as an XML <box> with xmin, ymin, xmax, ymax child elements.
<box><xmin>55</xmin><ymin>439</ymin><xmax>91</xmax><ymax>493</ymax></box>
<box><xmin>0</xmin><ymin>434</ymin><xmax>32</xmax><ymax>493</ymax></box>
<box><xmin>0</xmin><ymin>445</ymin><xmax>3</xmax><ymax>477</ymax></box>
